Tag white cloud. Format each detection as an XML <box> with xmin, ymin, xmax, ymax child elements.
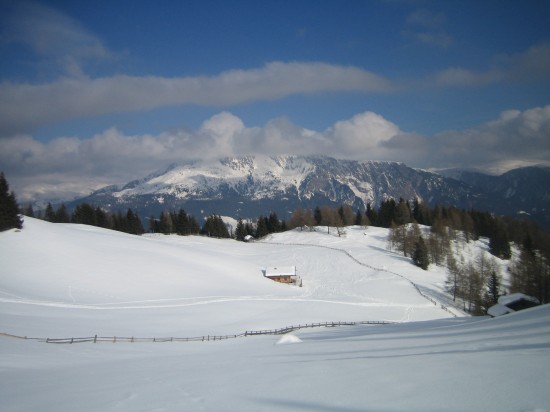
<box><xmin>382</xmin><ymin>105</ymin><xmax>550</xmax><ymax>171</ymax></box>
<box><xmin>327</xmin><ymin>112</ymin><xmax>401</xmax><ymax>155</ymax></box>
<box><xmin>432</xmin><ymin>67</ymin><xmax>504</xmax><ymax>87</ymax></box>
<box><xmin>2</xmin><ymin>107</ymin><xmax>549</xmax><ymax>202</ymax></box>
<box><xmin>427</xmin><ymin>41</ymin><xmax>550</xmax><ymax>88</ymax></box>
<box><xmin>0</xmin><ymin>62</ymin><xmax>394</xmax><ymax>136</ymax></box>
<box><xmin>1</xmin><ymin>1</ymin><xmax>114</xmax><ymax>78</ymax></box>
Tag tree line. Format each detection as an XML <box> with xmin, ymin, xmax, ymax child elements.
<box><xmin>286</xmin><ymin>198</ymin><xmax>550</xmax><ymax>310</ymax></box>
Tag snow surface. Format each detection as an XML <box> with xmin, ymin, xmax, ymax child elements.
<box><xmin>1</xmin><ymin>218</ymin><xmax>549</xmax><ymax>411</ymax></box>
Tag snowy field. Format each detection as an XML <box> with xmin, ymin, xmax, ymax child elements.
<box><xmin>1</xmin><ymin>218</ymin><xmax>549</xmax><ymax>411</ymax></box>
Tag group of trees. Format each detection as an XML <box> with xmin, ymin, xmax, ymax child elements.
<box><xmin>202</xmin><ymin>215</ymin><xmax>230</xmax><ymax>238</ymax></box>
<box><xmin>36</xmin><ymin>202</ymin><xmax>147</xmax><ymax>235</ymax></box>
<box><xmin>383</xmin><ymin>198</ymin><xmax>550</xmax><ymax>311</ymax></box>
<box><xmin>288</xmin><ymin>205</ymin><xmax>368</xmax><ymax>236</ymax></box>
<box><xmin>235</xmin><ymin>212</ymin><xmax>287</xmax><ymax>240</ymax></box>
<box><xmin>0</xmin><ymin>172</ymin><xmax>23</xmax><ymax>232</ymax></box>
<box><xmin>286</xmin><ymin>197</ymin><xmax>549</xmax><ymax>311</ymax></box>
<box><xmin>148</xmin><ymin>209</ymin><xmax>200</xmax><ymax>235</ymax></box>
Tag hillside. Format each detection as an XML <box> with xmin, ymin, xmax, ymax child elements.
<box><xmin>1</xmin><ymin>219</ymin><xmax>549</xmax><ymax>411</ymax></box>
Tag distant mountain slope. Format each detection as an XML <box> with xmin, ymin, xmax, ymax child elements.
<box><xmin>448</xmin><ymin>166</ymin><xmax>550</xmax><ymax>228</ymax></box>
<box><xmin>72</xmin><ymin>155</ymin><xmax>474</xmax><ymax>221</ymax></box>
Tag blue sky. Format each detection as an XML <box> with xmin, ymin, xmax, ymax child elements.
<box><xmin>0</xmin><ymin>0</ymin><xmax>549</xmax><ymax>201</ymax></box>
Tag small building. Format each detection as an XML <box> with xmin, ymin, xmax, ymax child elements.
<box><xmin>264</xmin><ymin>266</ymin><xmax>302</xmax><ymax>286</ymax></box>
<box><xmin>487</xmin><ymin>293</ymin><xmax>539</xmax><ymax>317</ymax></box>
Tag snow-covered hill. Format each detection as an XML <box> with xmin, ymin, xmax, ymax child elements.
<box><xmin>1</xmin><ymin>219</ymin><xmax>549</xmax><ymax>411</ymax></box>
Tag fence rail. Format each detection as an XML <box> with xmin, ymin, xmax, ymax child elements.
<box><xmin>1</xmin><ymin>320</ymin><xmax>392</xmax><ymax>345</ymax></box>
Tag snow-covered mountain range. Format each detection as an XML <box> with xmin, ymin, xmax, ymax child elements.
<box><xmin>73</xmin><ymin>155</ymin><xmax>550</xmax><ymax>226</ymax></box>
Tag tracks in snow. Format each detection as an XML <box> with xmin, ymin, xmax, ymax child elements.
<box><xmin>259</xmin><ymin>239</ymin><xmax>459</xmax><ymax>317</ymax></box>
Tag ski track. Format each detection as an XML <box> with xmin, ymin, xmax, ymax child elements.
<box><xmin>0</xmin><ymin>295</ymin><xmax>424</xmax><ymax>311</ymax></box>
<box><xmin>258</xmin><ymin>238</ymin><xmax>456</xmax><ymax>316</ymax></box>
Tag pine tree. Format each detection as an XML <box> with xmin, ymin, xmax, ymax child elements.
<box><xmin>126</xmin><ymin>209</ymin><xmax>144</xmax><ymax>235</ymax></box>
<box><xmin>22</xmin><ymin>204</ymin><xmax>35</xmax><ymax>218</ymax></box>
<box><xmin>412</xmin><ymin>236</ymin><xmax>429</xmax><ymax>270</ymax></box>
<box><xmin>54</xmin><ymin>203</ymin><xmax>70</xmax><ymax>223</ymax></box>
<box><xmin>158</xmin><ymin>211</ymin><xmax>173</xmax><ymax>234</ymax></box>
<box><xmin>267</xmin><ymin>212</ymin><xmax>281</xmax><ymax>233</ymax></box>
<box><xmin>313</xmin><ymin>206</ymin><xmax>322</xmax><ymax>225</ymax></box>
<box><xmin>203</xmin><ymin>215</ymin><xmax>229</xmax><ymax>238</ymax></box>
<box><xmin>235</xmin><ymin>219</ymin><xmax>246</xmax><ymax>241</ymax></box>
<box><xmin>0</xmin><ymin>172</ymin><xmax>23</xmax><ymax>231</ymax></box>
<box><xmin>72</xmin><ymin>203</ymin><xmax>96</xmax><ymax>226</ymax></box>
<box><xmin>377</xmin><ymin>198</ymin><xmax>396</xmax><ymax>228</ymax></box>
<box><xmin>44</xmin><ymin>203</ymin><xmax>56</xmax><ymax>222</ymax></box>
<box><xmin>95</xmin><ymin>207</ymin><xmax>110</xmax><ymax>228</ymax></box>
<box><xmin>255</xmin><ymin>216</ymin><xmax>269</xmax><ymax>238</ymax></box>
<box><xmin>366</xmin><ymin>202</ymin><xmax>377</xmax><ymax>226</ymax></box>
<box><xmin>484</xmin><ymin>271</ymin><xmax>501</xmax><ymax>308</ymax></box>
<box><xmin>489</xmin><ymin>220</ymin><xmax>511</xmax><ymax>259</ymax></box>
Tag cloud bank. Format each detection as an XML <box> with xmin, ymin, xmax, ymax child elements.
<box><xmin>1</xmin><ymin>106</ymin><xmax>549</xmax><ymax>202</ymax></box>
<box><xmin>0</xmin><ymin>62</ymin><xmax>393</xmax><ymax>136</ymax></box>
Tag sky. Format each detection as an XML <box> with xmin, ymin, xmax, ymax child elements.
<box><xmin>0</xmin><ymin>0</ymin><xmax>549</xmax><ymax>202</ymax></box>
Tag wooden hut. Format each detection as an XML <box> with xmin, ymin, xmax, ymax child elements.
<box><xmin>265</xmin><ymin>266</ymin><xmax>299</xmax><ymax>285</ymax></box>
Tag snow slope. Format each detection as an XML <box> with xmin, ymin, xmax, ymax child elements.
<box><xmin>1</xmin><ymin>218</ymin><xmax>549</xmax><ymax>411</ymax></box>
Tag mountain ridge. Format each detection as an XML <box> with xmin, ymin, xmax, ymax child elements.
<box><xmin>70</xmin><ymin>155</ymin><xmax>549</xmax><ymax>227</ymax></box>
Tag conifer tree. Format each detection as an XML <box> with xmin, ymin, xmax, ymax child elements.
<box><xmin>22</xmin><ymin>204</ymin><xmax>35</xmax><ymax>218</ymax></box>
<box><xmin>255</xmin><ymin>216</ymin><xmax>269</xmax><ymax>238</ymax></box>
<box><xmin>484</xmin><ymin>271</ymin><xmax>501</xmax><ymax>308</ymax></box>
<box><xmin>44</xmin><ymin>202</ymin><xmax>56</xmax><ymax>222</ymax></box>
<box><xmin>72</xmin><ymin>203</ymin><xmax>96</xmax><ymax>226</ymax></box>
<box><xmin>158</xmin><ymin>211</ymin><xmax>173</xmax><ymax>234</ymax></box>
<box><xmin>412</xmin><ymin>236</ymin><xmax>429</xmax><ymax>270</ymax></box>
<box><xmin>235</xmin><ymin>219</ymin><xmax>246</xmax><ymax>241</ymax></box>
<box><xmin>489</xmin><ymin>220</ymin><xmax>511</xmax><ymax>259</ymax></box>
<box><xmin>54</xmin><ymin>203</ymin><xmax>70</xmax><ymax>223</ymax></box>
<box><xmin>313</xmin><ymin>206</ymin><xmax>322</xmax><ymax>225</ymax></box>
<box><xmin>0</xmin><ymin>172</ymin><xmax>23</xmax><ymax>231</ymax></box>
<box><xmin>95</xmin><ymin>207</ymin><xmax>110</xmax><ymax>228</ymax></box>
<box><xmin>203</xmin><ymin>215</ymin><xmax>229</xmax><ymax>238</ymax></box>
<box><xmin>366</xmin><ymin>202</ymin><xmax>377</xmax><ymax>226</ymax></box>
<box><xmin>126</xmin><ymin>209</ymin><xmax>144</xmax><ymax>235</ymax></box>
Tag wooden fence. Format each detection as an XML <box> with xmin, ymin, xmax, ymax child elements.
<box><xmin>1</xmin><ymin>320</ymin><xmax>392</xmax><ymax>345</ymax></box>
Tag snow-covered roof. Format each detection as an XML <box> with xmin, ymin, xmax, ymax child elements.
<box><xmin>488</xmin><ymin>293</ymin><xmax>540</xmax><ymax>317</ymax></box>
<box><xmin>498</xmin><ymin>293</ymin><xmax>539</xmax><ymax>306</ymax></box>
<box><xmin>265</xmin><ymin>266</ymin><xmax>296</xmax><ymax>277</ymax></box>
<box><xmin>487</xmin><ymin>304</ymin><xmax>514</xmax><ymax>317</ymax></box>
